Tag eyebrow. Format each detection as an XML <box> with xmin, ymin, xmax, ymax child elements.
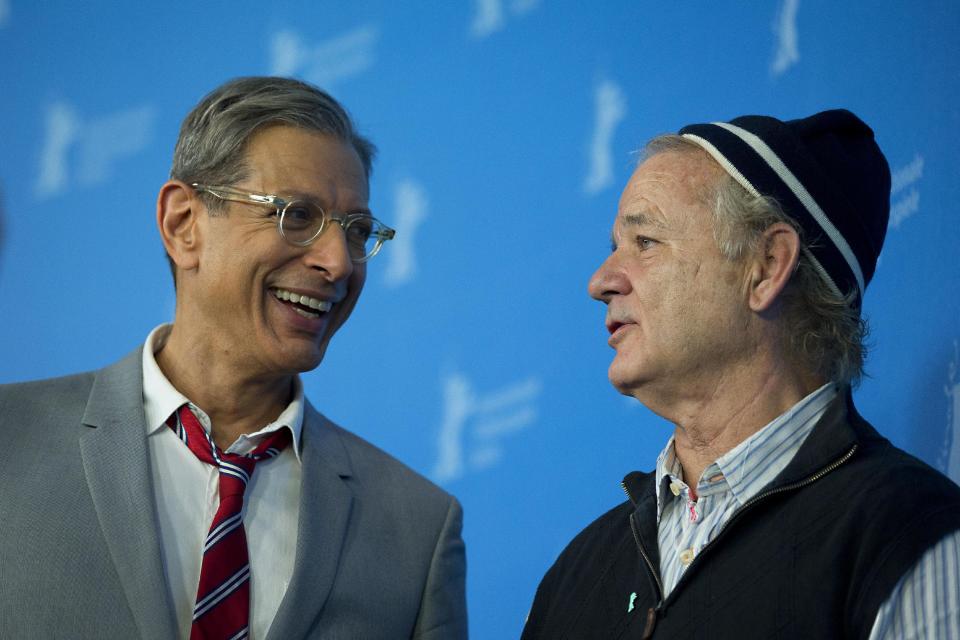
<box><xmin>610</xmin><ymin>212</ymin><xmax>669</xmax><ymax>249</ymax></box>
<box><xmin>620</xmin><ymin>212</ymin><xmax>668</xmax><ymax>230</ymax></box>
<box><xmin>278</xmin><ymin>190</ymin><xmax>372</xmax><ymax>215</ymax></box>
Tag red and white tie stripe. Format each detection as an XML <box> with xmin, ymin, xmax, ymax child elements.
<box><xmin>167</xmin><ymin>405</ymin><xmax>291</xmax><ymax>640</ymax></box>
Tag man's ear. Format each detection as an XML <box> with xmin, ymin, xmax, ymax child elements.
<box><xmin>157</xmin><ymin>180</ymin><xmax>202</xmax><ymax>274</ymax></box>
<box><xmin>747</xmin><ymin>222</ymin><xmax>801</xmax><ymax>313</ymax></box>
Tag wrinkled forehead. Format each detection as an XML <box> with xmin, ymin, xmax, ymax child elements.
<box><xmin>244</xmin><ymin>126</ymin><xmax>370</xmax><ymax>205</ymax></box>
<box><xmin>614</xmin><ymin>150</ymin><xmax>724</xmax><ymax>231</ymax></box>
<box><xmin>626</xmin><ymin>150</ymin><xmax>724</xmax><ymax>203</ymax></box>
<box><xmin>612</xmin><ymin>211</ymin><xmax>669</xmax><ymax>244</ymax></box>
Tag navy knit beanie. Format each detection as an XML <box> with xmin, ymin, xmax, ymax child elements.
<box><xmin>679</xmin><ymin>109</ymin><xmax>890</xmax><ymax>309</ymax></box>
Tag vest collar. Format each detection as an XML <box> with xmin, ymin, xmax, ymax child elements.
<box><xmin>621</xmin><ymin>388</ymin><xmax>875</xmax><ymax>509</ymax></box>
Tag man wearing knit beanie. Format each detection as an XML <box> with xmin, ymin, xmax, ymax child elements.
<box><xmin>522</xmin><ymin>110</ymin><xmax>960</xmax><ymax>639</ymax></box>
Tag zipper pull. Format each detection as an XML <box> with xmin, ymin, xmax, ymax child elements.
<box><xmin>641</xmin><ymin>607</ymin><xmax>657</xmax><ymax>639</ymax></box>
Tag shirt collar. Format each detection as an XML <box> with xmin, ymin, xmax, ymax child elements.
<box><xmin>654</xmin><ymin>436</ymin><xmax>682</xmax><ymax>521</ymax></box>
<box><xmin>141</xmin><ymin>324</ymin><xmax>305</xmax><ymax>461</ymax></box>
<box><xmin>653</xmin><ymin>382</ymin><xmax>839</xmax><ymax>518</ymax></box>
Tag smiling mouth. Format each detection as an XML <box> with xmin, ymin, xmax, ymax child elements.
<box><xmin>271</xmin><ymin>288</ymin><xmax>333</xmax><ymax>319</ymax></box>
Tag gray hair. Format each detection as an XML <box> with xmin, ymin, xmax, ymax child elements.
<box><xmin>644</xmin><ymin>134</ymin><xmax>868</xmax><ymax>385</ymax></box>
<box><xmin>165</xmin><ymin>76</ymin><xmax>376</xmax><ymax>281</ymax></box>
<box><xmin>171</xmin><ymin>76</ymin><xmax>375</xmax><ymax>186</ymax></box>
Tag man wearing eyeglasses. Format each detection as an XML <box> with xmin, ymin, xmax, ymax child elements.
<box><xmin>0</xmin><ymin>77</ymin><xmax>467</xmax><ymax>640</ymax></box>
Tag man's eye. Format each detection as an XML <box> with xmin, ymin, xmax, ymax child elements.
<box><xmin>281</xmin><ymin>204</ymin><xmax>319</xmax><ymax>231</ymax></box>
<box><xmin>347</xmin><ymin>221</ymin><xmax>372</xmax><ymax>240</ymax></box>
<box><xmin>637</xmin><ymin>236</ymin><xmax>657</xmax><ymax>250</ymax></box>
<box><xmin>285</xmin><ymin>206</ymin><xmax>313</xmax><ymax>222</ymax></box>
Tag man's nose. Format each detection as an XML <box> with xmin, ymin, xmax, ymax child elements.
<box><xmin>588</xmin><ymin>253</ymin><xmax>629</xmax><ymax>303</ymax></box>
<box><xmin>303</xmin><ymin>224</ymin><xmax>355</xmax><ymax>281</ymax></box>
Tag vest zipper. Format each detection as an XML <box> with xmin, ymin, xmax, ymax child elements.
<box><xmin>623</xmin><ymin>481</ymin><xmax>665</xmax><ymax>639</ymax></box>
<box><xmin>624</xmin><ymin>443</ymin><xmax>858</xmax><ymax>615</ymax></box>
<box><xmin>733</xmin><ymin>443</ymin><xmax>858</xmax><ymax>514</ymax></box>
<box><xmin>627</xmin><ymin>506</ymin><xmax>664</xmax><ymax>603</ymax></box>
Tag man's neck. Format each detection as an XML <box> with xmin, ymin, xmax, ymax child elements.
<box><xmin>653</xmin><ymin>363</ymin><xmax>823</xmax><ymax>488</ymax></box>
<box><xmin>156</xmin><ymin>324</ymin><xmax>294</xmax><ymax>450</ymax></box>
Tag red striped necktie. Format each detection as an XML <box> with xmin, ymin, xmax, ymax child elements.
<box><xmin>167</xmin><ymin>405</ymin><xmax>291</xmax><ymax>640</ymax></box>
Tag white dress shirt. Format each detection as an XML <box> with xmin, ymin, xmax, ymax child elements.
<box><xmin>141</xmin><ymin>324</ymin><xmax>304</xmax><ymax>640</ymax></box>
<box><xmin>655</xmin><ymin>383</ymin><xmax>960</xmax><ymax>639</ymax></box>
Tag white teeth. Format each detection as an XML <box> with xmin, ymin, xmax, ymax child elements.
<box><xmin>292</xmin><ymin>306</ymin><xmax>319</xmax><ymax>319</ymax></box>
<box><xmin>272</xmin><ymin>288</ymin><xmax>332</xmax><ymax>312</ymax></box>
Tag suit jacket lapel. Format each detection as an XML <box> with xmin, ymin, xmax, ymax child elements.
<box><xmin>78</xmin><ymin>347</ymin><xmax>178</xmax><ymax>640</ymax></box>
<box><xmin>266</xmin><ymin>402</ymin><xmax>355</xmax><ymax>640</ymax></box>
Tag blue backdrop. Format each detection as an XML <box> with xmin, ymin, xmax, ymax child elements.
<box><xmin>2</xmin><ymin>2</ymin><xmax>959</xmax><ymax>638</ymax></box>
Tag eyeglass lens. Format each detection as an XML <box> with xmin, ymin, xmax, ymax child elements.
<box><xmin>280</xmin><ymin>201</ymin><xmax>383</xmax><ymax>259</ymax></box>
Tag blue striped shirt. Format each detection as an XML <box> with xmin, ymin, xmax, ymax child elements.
<box><xmin>654</xmin><ymin>383</ymin><xmax>960</xmax><ymax>638</ymax></box>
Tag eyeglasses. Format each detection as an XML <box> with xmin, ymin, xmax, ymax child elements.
<box><xmin>192</xmin><ymin>184</ymin><xmax>396</xmax><ymax>263</ymax></box>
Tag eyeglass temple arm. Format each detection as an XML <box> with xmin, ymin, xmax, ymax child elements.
<box><xmin>194</xmin><ymin>184</ymin><xmax>282</xmax><ymax>206</ymax></box>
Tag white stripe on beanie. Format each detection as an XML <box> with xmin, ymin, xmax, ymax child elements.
<box><xmin>682</xmin><ymin>131</ymin><xmax>845</xmax><ymax>299</ymax></box>
<box><xmin>709</xmin><ymin>121</ymin><xmax>865</xmax><ymax>297</ymax></box>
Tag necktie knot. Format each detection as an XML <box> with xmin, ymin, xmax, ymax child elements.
<box><xmin>167</xmin><ymin>405</ymin><xmax>291</xmax><ymax>472</ymax></box>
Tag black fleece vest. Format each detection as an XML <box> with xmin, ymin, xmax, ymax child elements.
<box><xmin>522</xmin><ymin>394</ymin><xmax>960</xmax><ymax>640</ymax></box>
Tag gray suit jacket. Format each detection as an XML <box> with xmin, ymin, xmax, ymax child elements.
<box><xmin>0</xmin><ymin>348</ymin><xmax>467</xmax><ymax>639</ymax></box>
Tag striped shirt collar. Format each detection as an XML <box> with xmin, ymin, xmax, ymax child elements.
<box><xmin>655</xmin><ymin>382</ymin><xmax>839</xmax><ymax>521</ymax></box>
<box><xmin>141</xmin><ymin>323</ymin><xmax>305</xmax><ymax>461</ymax></box>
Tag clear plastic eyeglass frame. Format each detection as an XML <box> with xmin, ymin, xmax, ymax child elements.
<box><xmin>191</xmin><ymin>183</ymin><xmax>396</xmax><ymax>263</ymax></box>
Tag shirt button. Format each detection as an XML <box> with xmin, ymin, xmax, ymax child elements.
<box><xmin>669</xmin><ymin>481</ymin><xmax>682</xmax><ymax>496</ymax></box>
<box><xmin>708</xmin><ymin>473</ymin><xmax>725</xmax><ymax>483</ymax></box>
<box><xmin>679</xmin><ymin>548</ymin><xmax>695</xmax><ymax>565</ymax></box>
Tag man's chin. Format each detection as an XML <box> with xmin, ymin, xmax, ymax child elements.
<box><xmin>607</xmin><ymin>361</ymin><xmax>652</xmax><ymax>398</ymax></box>
<box><xmin>293</xmin><ymin>350</ymin><xmax>327</xmax><ymax>373</ymax></box>
<box><xmin>608</xmin><ymin>358</ymin><xmax>636</xmax><ymax>388</ymax></box>
<box><xmin>273</xmin><ymin>342</ymin><xmax>329</xmax><ymax>375</ymax></box>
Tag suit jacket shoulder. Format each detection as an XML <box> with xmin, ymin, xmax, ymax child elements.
<box><xmin>0</xmin><ymin>369</ymin><xmax>96</xmax><ymax>437</ymax></box>
<box><xmin>1</xmin><ymin>348</ymin><xmax>177</xmax><ymax>640</ymax></box>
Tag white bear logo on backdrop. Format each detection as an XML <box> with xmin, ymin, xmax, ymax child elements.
<box><xmin>470</xmin><ymin>0</ymin><xmax>541</xmax><ymax>39</ymax></box>
<box><xmin>889</xmin><ymin>153</ymin><xmax>924</xmax><ymax>229</ymax></box>
<box><xmin>385</xmin><ymin>179</ymin><xmax>429</xmax><ymax>288</ymax></box>
<box><xmin>583</xmin><ymin>79</ymin><xmax>627</xmax><ymax>195</ymax></box>
<box><xmin>433</xmin><ymin>372</ymin><xmax>542</xmax><ymax>483</ymax></box>
<box><xmin>270</xmin><ymin>25</ymin><xmax>379</xmax><ymax>89</ymax></box>
<box><xmin>771</xmin><ymin>0</ymin><xmax>801</xmax><ymax>77</ymax></box>
<box><xmin>942</xmin><ymin>342</ymin><xmax>960</xmax><ymax>484</ymax></box>
<box><xmin>35</xmin><ymin>103</ymin><xmax>156</xmax><ymax>199</ymax></box>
